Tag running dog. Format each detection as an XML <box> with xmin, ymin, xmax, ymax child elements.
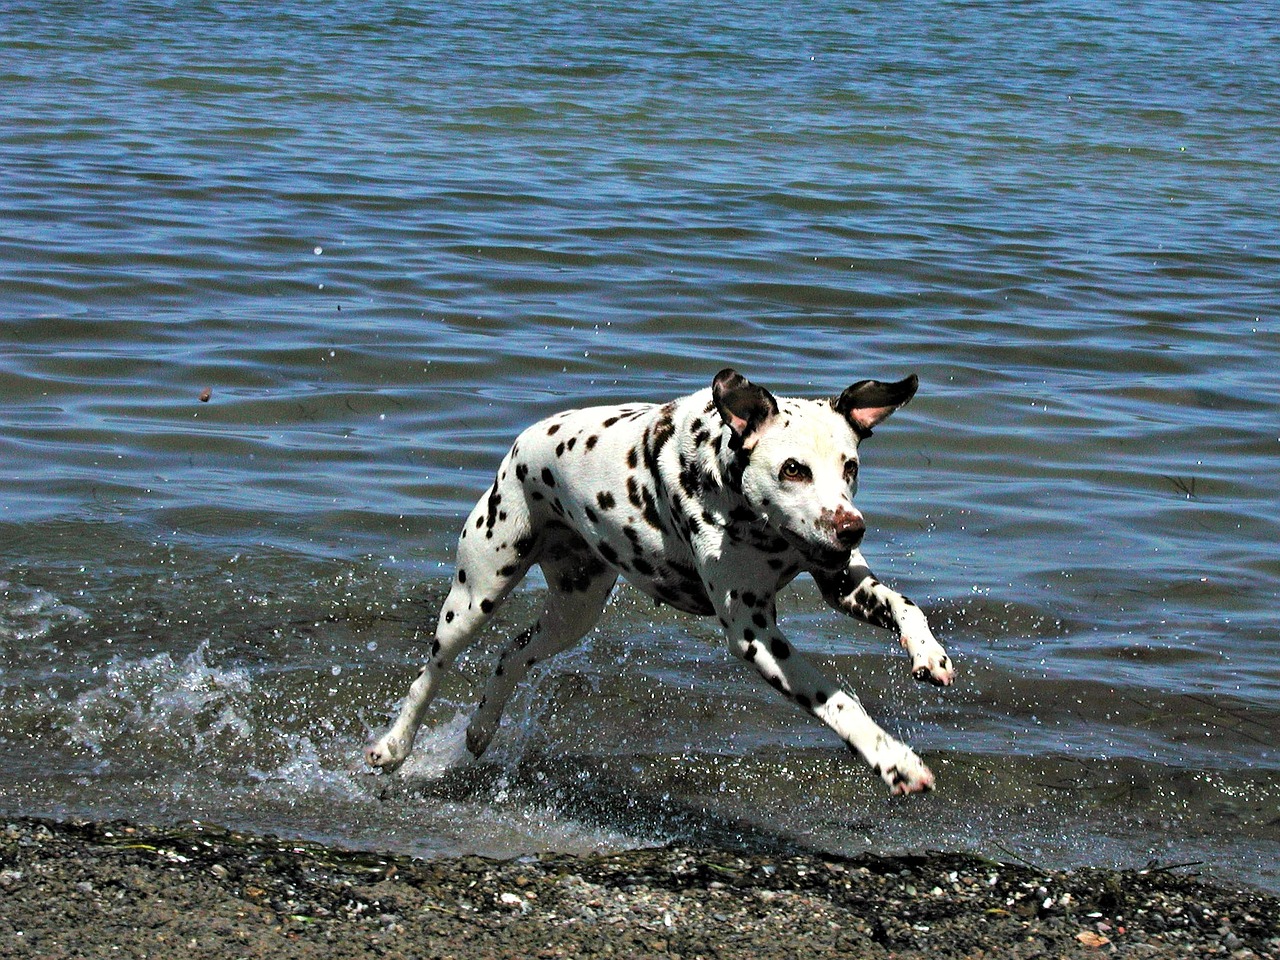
<box><xmin>367</xmin><ymin>368</ymin><xmax>954</xmax><ymax>793</ymax></box>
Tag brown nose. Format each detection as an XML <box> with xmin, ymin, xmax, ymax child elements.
<box><xmin>833</xmin><ymin>509</ymin><xmax>865</xmax><ymax>548</ymax></box>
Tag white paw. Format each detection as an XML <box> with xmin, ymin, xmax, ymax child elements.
<box><xmin>905</xmin><ymin>639</ymin><xmax>955</xmax><ymax>687</ymax></box>
<box><xmin>365</xmin><ymin>734</ymin><xmax>409</xmax><ymax>773</ymax></box>
<box><xmin>876</xmin><ymin>744</ymin><xmax>934</xmax><ymax>795</ymax></box>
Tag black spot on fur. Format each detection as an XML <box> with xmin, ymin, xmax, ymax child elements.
<box><xmin>603</xmin><ymin>416</ymin><xmax>620</xmax><ymax>428</ymax></box>
<box><xmin>669</xmin><ymin>559</ymin><xmax>700</xmax><ymax>583</ymax></box>
<box><xmin>497</xmin><ymin>563</ymin><xmax>518</xmax><ymax>577</ymax></box>
<box><xmin>769</xmin><ymin>637</ymin><xmax>791</xmax><ymax>660</ymax></box>
<box><xmin>626</xmin><ymin>447</ymin><xmax>639</xmax><ymax>470</ymax></box>
<box><xmin>445</xmin><ymin>610</ymin><xmax>455</xmax><ymax>623</ymax></box>
<box><xmin>555</xmin><ymin>442</ymin><xmax>566</xmax><ymax>457</ymax></box>
<box><xmin>514</xmin><ymin>534</ymin><xmax>537</xmax><ymax>557</ymax></box>
<box><xmin>515</xmin><ymin>463</ymin><xmax>528</xmax><ymax>482</ymax></box>
<box><xmin>752</xmin><ymin>612</ymin><xmax>767</xmax><ymax>629</ymax></box>
<box><xmin>641</xmin><ymin>487</ymin><xmax>662</xmax><ymax>530</ymax></box>
<box><xmin>598</xmin><ymin>542</ymin><xmax>619</xmax><ymax>565</ymax></box>
<box><xmin>585</xmin><ymin>435</ymin><xmax>599</xmax><ymax>451</ymax></box>
<box><xmin>457</xmin><ymin>569</ymin><xmax>468</xmax><ymax>584</ymax></box>
<box><xmin>648</xmin><ymin>404</ymin><xmax>676</xmax><ymax>460</ymax></box>
<box><xmin>541</xmin><ymin>467</ymin><xmax>556</xmax><ymax>487</ymax></box>
<box><xmin>678</xmin><ymin>462</ymin><xmax>702</xmax><ymax>498</ymax></box>
<box><xmin>480</xmin><ymin>598</ymin><xmax>494</xmax><ymax>614</ymax></box>
<box><xmin>584</xmin><ymin>505</ymin><xmax>599</xmax><ymax>525</ymax></box>
<box><xmin>547</xmin><ymin>423</ymin><xmax>561</xmax><ymax>435</ymax></box>
<box><xmin>632</xmin><ymin>557</ymin><xmax>655</xmax><ymax>576</ymax></box>
<box><xmin>597</xmin><ymin>491</ymin><xmax>616</xmax><ymax>510</ymax></box>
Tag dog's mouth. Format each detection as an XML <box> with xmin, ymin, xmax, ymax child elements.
<box><xmin>779</xmin><ymin>527</ymin><xmax>852</xmax><ymax>572</ymax></box>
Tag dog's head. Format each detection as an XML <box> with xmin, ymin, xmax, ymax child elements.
<box><xmin>712</xmin><ymin>368</ymin><xmax>917</xmax><ymax>570</ymax></box>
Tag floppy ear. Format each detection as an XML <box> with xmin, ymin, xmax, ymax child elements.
<box><xmin>833</xmin><ymin>374</ymin><xmax>919</xmax><ymax>437</ymax></box>
<box><xmin>712</xmin><ymin>368</ymin><xmax>779</xmax><ymax>450</ymax></box>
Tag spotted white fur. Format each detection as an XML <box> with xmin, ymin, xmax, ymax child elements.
<box><xmin>368</xmin><ymin>369</ymin><xmax>954</xmax><ymax>794</ymax></box>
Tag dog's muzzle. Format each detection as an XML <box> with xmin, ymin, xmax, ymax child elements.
<box><xmin>831</xmin><ymin>507</ymin><xmax>865</xmax><ymax>550</ymax></box>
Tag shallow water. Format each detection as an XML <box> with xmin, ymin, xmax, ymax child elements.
<box><xmin>1</xmin><ymin>1</ymin><xmax>1278</xmax><ymax>890</ymax></box>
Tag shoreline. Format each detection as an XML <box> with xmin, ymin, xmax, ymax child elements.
<box><xmin>1</xmin><ymin>817</ymin><xmax>1276</xmax><ymax>958</ymax></box>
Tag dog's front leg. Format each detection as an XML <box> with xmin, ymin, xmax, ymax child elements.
<box><xmin>717</xmin><ymin>588</ymin><xmax>933</xmax><ymax>794</ymax></box>
<box><xmin>813</xmin><ymin>558</ymin><xmax>955</xmax><ymax>687</ymax></box>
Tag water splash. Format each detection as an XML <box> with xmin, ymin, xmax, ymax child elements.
<box><xmin>0</xmin><ymin>581</ymin><xmax>87</xmax><ymax>644</ymax></box>
<box><xmin>62</xmin><ymin>642</ymin><xmax>252</xmax><ymax>759</ymax></box>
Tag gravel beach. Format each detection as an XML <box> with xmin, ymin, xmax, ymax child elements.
<box><xmin>1</xmin><ymin>817</ymin><xmax>1275</xmax><ymax>959</ymax></box>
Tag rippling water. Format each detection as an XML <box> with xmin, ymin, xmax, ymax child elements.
<box><xmin>2</xmin><ymin>1</ymin><xmax>1278</xmax><ymax>889</ymax></box>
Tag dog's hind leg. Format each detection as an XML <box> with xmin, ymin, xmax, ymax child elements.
<box><xmin>366</xmin><ymin>471</ymin><xmax>539</xmax><ymax>772</ymax></box>
<box><xmin>465</xmin><ymin>542</ymin><xmax>617</xmax><ymax>758</ymax></box>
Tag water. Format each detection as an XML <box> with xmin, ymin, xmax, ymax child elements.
<box><xmin>2</xmin><ymin>0</ymin><xmax>1278</xmax><ymax>889</ymax></box>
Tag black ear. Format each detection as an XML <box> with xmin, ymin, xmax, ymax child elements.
<box><xmin>712</xmin><ymin>368</ymin><xmax>779</xmax><ymax>450</ymax></box>
<box><xmin>833</xmin><ymin>374</ymin><xmax>918</xmax><ymax>437</ymax></box>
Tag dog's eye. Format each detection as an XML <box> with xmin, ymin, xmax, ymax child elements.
<box><xmin>843</xmin><ymin>459</ymin><xmax>859</xmax><ymax>482</ymax></box>
<box><xmin>779</xmin><ymin>459</ymin><xmax>811</xmax><ymax>482</ymax></box>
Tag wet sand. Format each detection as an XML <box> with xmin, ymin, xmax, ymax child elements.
<box><xmin>0</xmin><ymin>817</ymin><xmax>1276</xmax><ymax>959</ymax></box>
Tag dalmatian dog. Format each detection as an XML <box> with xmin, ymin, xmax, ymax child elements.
<box><xmin>367</xmin><ymin>368</ymin><xmax>954</xmax><ymax>794</ymax></box>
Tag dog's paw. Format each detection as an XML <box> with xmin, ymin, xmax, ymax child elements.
<box><xmin>365</xmin><ymin>735</ymin><xmax>409</xmax><ymax>773</ymax></box>
<box><xmin>902</xmin><ymin>636</ymin><xmax>955</xmax><ymax>687</ymax></box>
<box><xmin>877</xmin><ymin>749</ymin><xmax>935</xmax><ymax>795</ymax></box>
<box><xmin>910</xmin><ymin>649</ymin><xmax>955</xmax><ymax>687</ymax></box>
